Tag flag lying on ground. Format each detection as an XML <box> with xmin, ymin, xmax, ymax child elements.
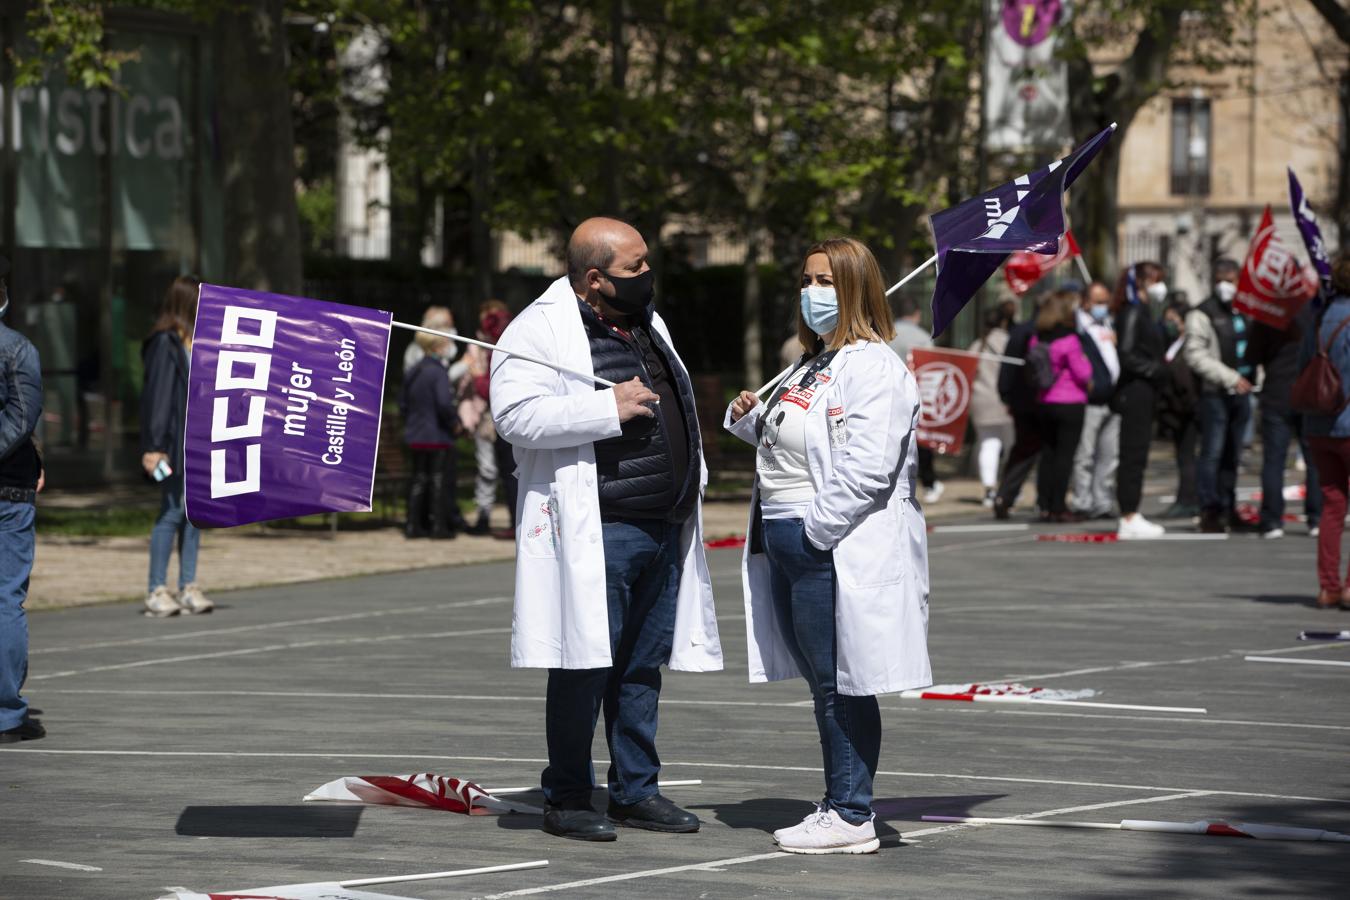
<box><xmin>1288</xmin><ymin>167</ymin><xmax>1334</xmax><ymax>304</ymax></box>
<box><xmin>184</xmin><ymin>285</ymin><xmax>392</xmax><ymax>528</ymax></box>
<box><xmin>927</xmin><ymin>124</ymin><xmax>1115</xmax><ymax>336</ymax></box>
<box><xmin>1003</xmin><ymin>231</ymin><xmax>1082</xmax><ymax>296</ymax></box>
<box><xmin>903</xmin><ymin>682</ymin><xmax>1096</xmax><ymax>702</ymax></box>
<box><xmin>912</xmin><ymin>348</ymin><xmax>981</xmax><ymax>454</ymax></box>
<box><xmin>303</xmin><ymin>773</ymin><xmax>540</xmax><ymax>815</ymax></box>
<box><xmin>1233</xmin><ymin>206</ymin><xmax>1316</xmax><ymax>330</ymax></box>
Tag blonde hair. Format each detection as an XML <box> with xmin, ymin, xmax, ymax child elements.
<box><xmin>414</xmin><ymin>306</ymin><xmax>453</xmax><ymax>353</ymax></box>
<box><xmin>1035</xmin><ymin>289</ymin><xmax>1081</xmax><ymax>333</ymax></box>
<box><xmin>796</xmin><ymin>237</ymin><xmax>896</xmax><ymax>353</ymax></box>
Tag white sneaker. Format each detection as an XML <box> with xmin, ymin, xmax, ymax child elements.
<box><xmin>923</xmin><ymin>481</ymin><xmax>945</xmax><ymax>504</ymax></box>
<box><xmin>1262</xmin><ymin>527</ymin><xmax>1285</xmax><ymax>540</ymax></box>
<box><xmin>1117</xmin><ymin>514</ymin><xmax>1165</xmax><ymax>540</ymax></box>
<box><xmin>775</xmin><ymin>808</ymin><xmax>879</xmax><ymax>855</ymax></box>
<box><xmin>144</xmin><ymin>585</ymin><xmax>183</xmax><ymax>618</ymax></box>
<box><xmin>773</xmin><ymin>802</ymin><xmax>823</xmax><ymax>843</ymax></box>
<box><xmin>982</xmin><ymin>489</ymin><xmax>995</xmax><ymax>509</ymax></box>
<box><xmin>179</xmin><ymin>583</ymin><xmax>214</xmax><ymax>615</ymax></box>
<box><xmin>1310</xmin><ymin>526</ymin><xmax>1321</xmax><ymax>538</ymax></box>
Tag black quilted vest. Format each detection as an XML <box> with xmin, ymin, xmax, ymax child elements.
<box><xmin>579</xmin><ymin>300</ymin><xmax>701</xmax><ymax>523</ymax></box>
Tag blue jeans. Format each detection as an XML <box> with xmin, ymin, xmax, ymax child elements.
<box><xmin>148</xmin><ymin>486</ymin><xmax>200</xmax><ymax>592</ymax></box>
<box><xmin>0</xmin><ymin>500</ymin><xmax>35</xmax><ymax>730</ymax></box>
<box><xmin>762</xmin><ymin>517</ymin><xmax>880</xmax><ymax>826</ymax></box>
<box><xmin>1196</xmin><ymin>393</ymin><xmax>1251</xmax><ymax>516</ymax></box>
<box><xmin>1261</xmin><ymin>407</ymin><xmax>1322</xmax><ymax>530</ymax></box>
<box><xmin>542</xmin><ymin>518</ymin><xmax>681</xmax><ymax>808</ymax></box>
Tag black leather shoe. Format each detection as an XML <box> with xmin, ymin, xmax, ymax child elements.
<box><xmin>542</xmin><ymin>806</ymin><xmax>617</xmax><ymax>842</ymax></box>
<box><xmin>0</xmin><ymin>718</ymin><xmax>45</xmax><ymax>743</ymax></box>
<box><xmin>607</xmin><ymin>794</ymin><xmax>700</xmax><ymax>833</ymax></box>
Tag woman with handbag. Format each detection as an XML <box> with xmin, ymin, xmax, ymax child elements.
<box><xmin>1296</xmin><ymin>251</ymin><xmax>1350</xmax><ymax>609</ymax></box>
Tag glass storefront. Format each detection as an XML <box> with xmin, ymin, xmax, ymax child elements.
<box><xmin>1</xmin><ymin>10</ymin><xmax>222</xmax><ymax>485</ymax></box>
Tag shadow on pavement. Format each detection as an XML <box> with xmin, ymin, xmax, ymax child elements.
<box><xmin>175</xmin><ymin>805</ymin><xmax>362</xmax><ymax>838</ymax></box>
<box><xmin>1224</xmin><ymin>593</ymin><xmax>1319</xmax><ymax>607</ymax></box>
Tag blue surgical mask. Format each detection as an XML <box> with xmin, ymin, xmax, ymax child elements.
<box><xmin>1090</xmin><ymin>305</ymin><xmax>1109</xmax><ymax>323</ymax></box>
<box><xmin>800</xmin><ymin>286</ymin><xmax>839</xmax><ymax>335</ymax></box>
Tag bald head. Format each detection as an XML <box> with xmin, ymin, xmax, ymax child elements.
<box><xmin>567</xmin><ymin>217</ymin><xmax>648</xmax><ymax>293</ymax></box>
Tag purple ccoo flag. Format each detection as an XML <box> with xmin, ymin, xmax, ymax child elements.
<box><xmin>926</xmin><ymin>123</ymin><xmax>1116</xmax><ymax>336</ymax></box>
<box><xmin>184</xmin><ymin>284</ymin><xmax>393</xmax><ymax>528</ymax></box>
<box><xmin>1288</xmin><ymin>167</ymin><xmax>1333</xmax><ymax>305</ymax></box>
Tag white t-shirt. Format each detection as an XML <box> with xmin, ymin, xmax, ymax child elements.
<box><xmin>756</xmin><ymin>362</ymin><xmax>819</xmax><ymax>519</ymax></box>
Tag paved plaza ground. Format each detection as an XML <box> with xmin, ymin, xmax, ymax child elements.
<box><xmin>3</xmin><ymin>490</ymin><xmax>1348</xmax><ymax>898</ymax></box>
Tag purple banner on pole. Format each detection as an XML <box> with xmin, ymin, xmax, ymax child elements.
<box><xmin>1288</xmin><ymin>167</ymin><xmax>1333</xmax><ymax>305</ymax></box>
<box><xmin>927</xmin><ymin>123</ymin><xmax>1115</xmax><ymax>337</ymax></box>
<box><xmin>184</xmin><ymin>284</ymin><xmax>393</xmax><ymax>528</ymax></box>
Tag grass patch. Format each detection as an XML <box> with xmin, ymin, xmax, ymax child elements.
<box><xmin>37</xmin><ymin>505</ymin><xmax>160</xmax><ymax>537</ymax></box>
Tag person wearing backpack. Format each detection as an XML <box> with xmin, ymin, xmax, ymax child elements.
<box><xmin>1298</xmin><ymin>251</ymin><xmax>1350</xmax><ymax>610</ymax></box>
<box><xmin>992</xmin><ymin>293</ymin><xmax>1050</xmax><ymax>519</ymax></box>
<box><xmin>1184</xmin><ymin>259</ymin><xmax>1255</xmax><ymax>534</ymax></box>
<box><xmin>1112</xmin><ymin>261</ymin><xmax>1172</xmax><ymax>539</ymax></box>
<box><xmin>1029</xmin><ymin>289</ymin><xmax>1093</xmax><ymax>521</ymax></box>
<box><xmin>1069</xmin><ymin>281</ymin><xmax>1121</xmax><ymax>519</ymax></box>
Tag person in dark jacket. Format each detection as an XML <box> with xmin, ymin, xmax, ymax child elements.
<box><xmin>992</xmin><ymin>294</ymin><xmax>1046</xmax><ymax>519</ymax></box>
<box><xmin>401</xmin><ymin>330</ymin><xmax>463</xmax><ymax>539</ymax></box>
<box><xmin>1249</xmin><ymin>304</ymin><xmax>1321</xmax><ymax>538</ymax></box>
<box><xmin>0</xmin><ymin>254</ymin><xmax>46</xmax><ymax>743</ymax></box>
<box><xmin>1156</xmin><ymin>299</ymin><xmax>1201</xmax><ymax>519</ymax></box>
<box><xmin>1299</xmin><ymin>252</ymin><xmax>1350</xmax><ymax>609</ymax></box>
<box><xmin>1112</xmin><ymin>261</ymin><xmax>1171</xmax><ymax>539</ymax></box>
<box><xmin>140</xmin><ymin>276</ymin><xmax>210</xmax><ymax>617</ymax></box>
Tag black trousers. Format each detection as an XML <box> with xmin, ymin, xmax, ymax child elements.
<box><xmin>1036</xmin><ymin>403</ymin><xmax>1087</xmax><ymax>516</ymax></box>
<box><xmin>917</xmin><ymin>447</ymin><xmax>936</xmax><ymax>490</ymax></box>
<box><xmin>407</xmin><ymin>447</ymin><xmax>460</xmax><ymax>536</ymax></box>
<box><xmin>1115</xmin><ymin>380</ymin><xmax>1156</xmax><ymax>516</ymax></box>
<box><xmin>996</xmin><ymin>409</ymin><xmax>1043</xmax><ymax>510</ymax></box>
<box><xmin>1173</xmin><ymin>418</ymin><xmax>1199</xmax><ymax>508</ymax></box>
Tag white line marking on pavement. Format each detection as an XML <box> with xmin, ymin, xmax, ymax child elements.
<box><xmin>480</xmin><ymin>791</ymin><xmax>1211</xmax><ymax>897</ymax></box>
<box><xmin>39</xmin><ymin>688</ymin><xmax>1350</xmax><ymax>732</ymax></box>
<box><xmin>1244</xmin><ymin>655</ymin><xmax>1350</xmax><ymax>668</ymax></box>
<box><xmin>1002</xmin><ymin>639</ymin><xmax>1350</xmax><ymax>681</ymax></box>
<box><xmin>4</xmin><ymin>749</ymin><xmax>1345</xmax><ymax>804</ymax></box>
<box><xmin>930</xmin><ymin>535</ymin><xmax>1032</xmax><ymax>554</ymax></box>
<box><xmin>932</xmin><ymin>524</ymin><xmax>1030</xmax><ymax>534</ymax></box>
<box><xmin>30</xmin><ymin>627</ymin><xmax>511</xmax><ymax>680</ymax></box>
<box><xmin>20</xmin><ymin>859</ymin><xmax>103</xmax><ymax>872</ymax></box>
<box><xmin>32</xmin><ymin>597</ymin><xmax>511</xmax><ymax>655</ymax></box>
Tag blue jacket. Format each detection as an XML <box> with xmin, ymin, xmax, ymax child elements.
<box><xmin>0</xmin><ymin>320</ymin><xmax>43</xmax><ymax>487</ymax></box>
<box><xmin>140</xmin><ymin>331</ymin><xmax>190</xmax><ymax>483</ymax></box>
<box><xmin>1299</xmin><ymin>295</ymin><xmax>1350</xmax><ymax>438</ymax></box>
<box><xmin>400</xmin><ymin>355</ymin><xmax>458</xmax><ymax>446</ymax></box>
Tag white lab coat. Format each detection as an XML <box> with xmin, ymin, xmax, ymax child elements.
<box><xmin>489</xmin><ymin>276</ymin><xmax>722</xmax><ymax>672</ymax></box>
<box><xmin>724</xmin><ymin>340</ymin><xmax>931</xmax><ymax>696</ymax></box>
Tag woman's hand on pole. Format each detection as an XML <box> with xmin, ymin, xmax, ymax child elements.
<box><xmin>730</xmin><ymin>390</ymin><xmax>760</xmax><ymax>423</ymax></box>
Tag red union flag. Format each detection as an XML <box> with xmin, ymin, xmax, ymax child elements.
<box><xmin>911</xmin><ymin>347</ymin><xmax>980</xmax><ymax>454</ymax></box>
<box><xmin>1235</xmin><ymin>206</ymin><xmax>1316</xmax><ymax>330</ymax></box>
<box><xmin>1003</xmin><ymin>230</ymin><xmax>1082</xmax><ymax>296</ymax></box>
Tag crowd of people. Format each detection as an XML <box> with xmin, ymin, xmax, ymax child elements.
<box><xmin>967</xmin><ymin>258</ymin><xmax>1333</xmax><ymax>546</ymax></box>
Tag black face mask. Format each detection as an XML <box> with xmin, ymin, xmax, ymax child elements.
<box><xmin>602</xmin><ymin>268</ymin><xmax>655</xmax><ymax>316</ymax></box>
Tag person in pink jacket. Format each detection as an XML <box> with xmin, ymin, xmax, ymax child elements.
<box><xmin>1029</xmin><ymin>288</ymin><xmax>1093</xmax><ymax>521</ymax></box>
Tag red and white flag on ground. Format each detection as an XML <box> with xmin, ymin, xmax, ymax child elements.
<box><xmin>1234</xmin><ymin>206</ymin><xmax>1317</xmax><ymax>330</ymax></box>
<box><xmin>902</xmin><ymin>682</ymin><xmax>1096</xmax><ymax>702</ymax></box>
<box><xmin>912</xmin><ymin>348</ymin><xmax>982</xmax><ymax>454</ymax></box>
<box><xmin>1003</xmin><ymin>231</ymin><xmax>1082</xmax><ymax>296</ymax></box>
<box><xmin>303</xmin><ymin>773</ymin><xmax>540</xmax><ymax>815</ymax></box>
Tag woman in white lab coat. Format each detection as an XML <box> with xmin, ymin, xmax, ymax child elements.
<box><xmin>725</xmin><ymin>237</ymin><xmax>931</xmax><ymax>855</ymax></box>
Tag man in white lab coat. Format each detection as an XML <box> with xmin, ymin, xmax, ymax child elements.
<box><xmin>490</xmin><ymin>217</ymin><xmax>722</xmax><ymax>842</ymax></box>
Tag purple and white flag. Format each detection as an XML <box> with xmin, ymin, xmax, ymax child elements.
<box><xmin>184</xmin><ymin>284</ymin><xmax>392</xmax><ymax>528</ymax></box>
<box><xmin>1288</xmin><ymin>167</ymin><xmax>1333</xmax><ymax>304</ymax></box>
<box><xmin>927</xmin><ymin>123</ymin><xmax>1115</xmax><ymax>336</ymax></box>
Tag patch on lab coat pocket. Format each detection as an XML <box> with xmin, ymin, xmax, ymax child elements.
<box><xmin>827</xmin><ymin>405</ymin><xmax>848</xmax><ymax>449</ymax></box>
<box><xmin>521</xmin><ymin>483</ymin><xmax>560</xmax><ymax>559</ymax></box>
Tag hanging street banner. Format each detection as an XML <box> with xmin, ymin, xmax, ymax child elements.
<box><xmin>1234</xmin><ymin>206</ymin><xmax>1316</xmax><ymax>330</ymax></box>
<box><xmin>927</xmin><ymin>123</ymin><xmax>1115</xmax><ymax>337</ymax></box>
<box><xmin>1004</xmin><ymin>230</ymin><xmax>1082</xmax><ymax>296</ymax></box>
<box><xmin>912</xmin><ymin>348</ymin><xmax>981</xmax><ymax>454</ymax></box>
<box><xmin>985</xmin><ymin>0</ymin><xmax>1072</xmax><ymax>152</ymax></box>
<box><xmin>184</xmin><ymin>284</ymin><xmax>392</xmax><ymax>528</ymax></box>
<box><xmin>1288</xmin><ymin>167</ymin><xmax>1334</xmax><ymax>304</ymax></box>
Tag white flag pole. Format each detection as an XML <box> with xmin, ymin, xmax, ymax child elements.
<box><xmin>339</xmin><ymin>860</ymin><xmax>550</xmax><ymax>887</ymax></box>
<box><xmin>753</xmin><ymin>363</ymin><xmax>797</xmax><ymax>397</ymax></box>
<box><xmin>925</xmin><ymin>346</ymin><xmax>1026</xmax><ymax>367</ymax></box>
<box><xmin>1073</xmin><ymin>253</ymin><xmax>1093</xmax><ymax>285</ymax></box>
<box><xmin>885</xmin><ymin>253</ymin><xmax>939</xmax><ymax>297</ymax></box>
<box><xmin>392</xmin><ymin>321</ymin><xmax>618</xmax><ymax>389</ymax></box>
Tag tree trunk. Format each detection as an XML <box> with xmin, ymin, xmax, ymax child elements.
<box><xmin>1069</xmin><ymin>139</ymin><xmax>1123</xmax><ymax>282</ymax></box>
<box><xmin>469</xmin><ymin>137</ymin><xmax>494</xmax><ymax>304</ymax></box>
<box><xmin>218</xmin><ymin>0</ymin><xmax>303</xmax><ymax>293</ymax></box>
